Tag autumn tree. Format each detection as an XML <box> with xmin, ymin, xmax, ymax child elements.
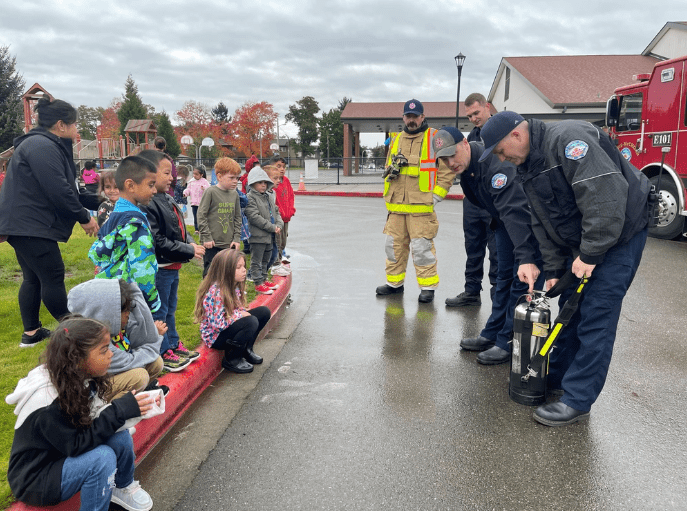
<box><xmin>154</xmin><ymin>111</ymin><xmax>181</xmax><ymax>158</ymax></box>
<box><xmin>117</xmin><ymin>75</ymin><xmax>148</xmax><ymax>138</ymax></box>
<box><xmin>0</xmin><ymin>45</ymin><xmax>25</xmax><ymax>152</ymax></box>
<box><xmin>231</xmin><ymin>101</ymin><xmax>277</xmax><ymax>158</ymax></box>
<box><xmin>286</xmin><ymin>96</ymin><xmax>320</xmax><ymax>157</ymax></box>
<box><xmin>99</xmin><ymin>99</ymin><xmax>121</xmax><ymax>140</ymax></box>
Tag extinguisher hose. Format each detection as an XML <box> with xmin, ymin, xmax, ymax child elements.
<box><xmin>524</xmin><ymin>274</ymin><xmax>589</xmax><ymax>379</ymax></box>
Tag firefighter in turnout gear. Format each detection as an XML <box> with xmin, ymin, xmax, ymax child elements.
<box><xmin>376</xmin><ymin>99</ymin><xmax>455</xmax><ymax>303</ymax></box>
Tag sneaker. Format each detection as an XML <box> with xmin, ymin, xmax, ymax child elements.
<box><xmin>19</xmin><ymin>327</ymin><xmax>51</xmax><ymax>348</ymax></box>
<box><xmin>263</xmin><ymin>280</ymin><xmax>280</xmax><ymax>289</ymax></box>
<box><xmin>272</xmin><ymin>266</ymin><xmax>291</xmax><ymax>276</ymax></box>
<box><xmin>111</xmin><ymin>480</ymin><xmax>153</xmax><ymax>511</ymax></box>
<box><xmin>173</xmin><ymin>341</ymin><xmax>200</xmax><ymax>362</ymax></box>
<box><xmin>162</xmin><ymin>350</ymin><xmax>191</xmax><ymax>372</ymax></box>
<box><xmin>255</xmin><ymin>283</ymin><xmax>274</xmax><ymax>295</ymax></box>
<box><xmin>281</xmin><ymin>257</ymin><xmax>290</xmax><ymax>265</ymax></box>
<box><xmin>144</xmin><ymin>378</ymin><xmax>170</xmax><ymax>397</ymax></box>
<box><xmin>246</xmin><ymin>272</ymin><xmax>254</xmax><ymax>282</ymax></box>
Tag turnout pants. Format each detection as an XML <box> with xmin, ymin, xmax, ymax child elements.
<box><xmin>383</xmin><ymin>212</ymin><xmax>439</xmax><ymax>290</ymax></box>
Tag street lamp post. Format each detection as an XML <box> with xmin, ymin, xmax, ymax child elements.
<box><xmin>455</xmin><ymin>53</ymin><xmax>466</xmax><ymax>129</ymax></box>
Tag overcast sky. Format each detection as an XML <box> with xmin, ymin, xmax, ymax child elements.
<box><xmin>1</xmin><ymin>0</ymin><xmax>685</xmax><ymax>146</ymax></box>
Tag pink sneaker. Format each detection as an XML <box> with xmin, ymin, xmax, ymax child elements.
<box><xmin>255</xmin><ymin>283</ymin><xmax>274</xmax><ymax>294</ymax></box>
<box><xmin>263</xmin><ymin>280</ymin><xmax>280</xmax><ymax>289</ymax></box>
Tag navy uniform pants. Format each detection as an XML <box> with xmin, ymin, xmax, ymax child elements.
<box><xmin>480</xmin><ymin>224</ymin><xmax>543</xmax><ymax>351</ymax></box>
<box><xmin>550</xmin><ymin>228</ymin><xmax>648</xmax><ymax>412</ymax></box>
<box><xmin>462</xmin><ymin>199</ymin><xmax>497</xmax><ymax>296</ymax></box>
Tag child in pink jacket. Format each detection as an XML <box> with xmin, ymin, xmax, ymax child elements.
<box><xmin>183</xmin><ymin>166</ymin><xmax>211</xmax><ymax>230</ymax></box>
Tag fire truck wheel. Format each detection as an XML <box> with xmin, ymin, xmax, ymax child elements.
<box><xmin>649</xmin><ymin>175</ymin><xmax>684</xmax><ymax>240</ymax></box>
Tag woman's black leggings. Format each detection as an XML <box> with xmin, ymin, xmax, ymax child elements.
<box><xmin>7</xmin><ymin>236</ymin><xmax>70</xmax><ymax>331</ymax></box>
<box><xmin>210</xmin><ymin>306</ymin><xmax>271</xmax><ymax>359</ymax></box>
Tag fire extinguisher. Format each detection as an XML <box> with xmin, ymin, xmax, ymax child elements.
<box><xmin>509</xmin><ymin>271</ymin><xmax>588</xmax><ymax>406</ymax></box>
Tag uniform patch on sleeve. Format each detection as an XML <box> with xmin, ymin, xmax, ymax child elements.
<box><xmin>491</xmin><ymin>173</ymin><xmax>507</xmax><ymax>189</ymax></box>
<box><xmin>565</xmin><ymin>140</ymin><xmax>589</xmax><ymax>160</ymax></box>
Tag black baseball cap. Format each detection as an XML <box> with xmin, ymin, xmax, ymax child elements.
<box><xmin>478</xmin><ymin>111</ymin><xmax>525</xmax><ymax>162</ymax></box>
<box><xmin>403</xmin><ymin>99</ymin><xmax>424</xmax><ymax>116</ymax></box>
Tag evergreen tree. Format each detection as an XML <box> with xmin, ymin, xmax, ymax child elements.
<box><xmin>285</xmin><ymin>96</ymin><xmax>320</xmax><ymax>156</ymax></box>
<box><xmin>212</xmin><ymin>102</ymin><xmax>230</xmax><ymax>123</ymax></box>
<box><xmin>0</xmin><ymin>45</ymin><xmax>25</xmax><ymax>152</ymax></box>
<box><xmin>117</xmin><ymin>74</ymin><xmax>148</xmax><ymax>138</ymax></box>
<box><xmin>317</xmin><ymin>97</ymin><xmax>351</xmax><ymax>159</ymax></box>
<box><xmin>154</xmin><ymin>111</ymin><xmax>181</xmax><ymax>158</ymax></box>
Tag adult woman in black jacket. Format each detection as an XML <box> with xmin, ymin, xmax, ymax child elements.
<box><xmin>0</xmin><ymin>97</ymin><xmax>100</xmax><ymax>347</ymax></box>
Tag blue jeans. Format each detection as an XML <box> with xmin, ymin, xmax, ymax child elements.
<box><xmin>480</xmin><ymin>223</ymin><xmax>543</xmax><ymax>351</ymax></box>
<box><xmin>60</xmin><ymin>430</ymin><xmax>134</xmax><ymax>511</ymax></box>
<box><xmin>552</xmin><ymin>228</ymin><xmax>648</xmax><ymax>412</ymax></box>
<box><xmin>154</xmin><ymin>268</ymin><xmax>179</xmax><ymax>353</ymax></box>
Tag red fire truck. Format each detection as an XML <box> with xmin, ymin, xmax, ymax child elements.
<box><xmin>606</xmin><ymin>55</ymin><xmax>687</xmax><ymax>239</ymax></box>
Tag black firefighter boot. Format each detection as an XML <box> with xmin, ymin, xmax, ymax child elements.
<box><xmin>222</xmin><ymin>345</ymin><xmax>254</xmax><ymax>374</ymax></box>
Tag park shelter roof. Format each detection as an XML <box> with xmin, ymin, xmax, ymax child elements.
<box><xmin>124</xmin><ymin>120</ymin><xmax>157</xmax><ymax>133</ymax></box>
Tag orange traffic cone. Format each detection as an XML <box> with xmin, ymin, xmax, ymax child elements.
<box><xmin>298</xmin><ymin>172</ymin><xmax>306</xmax><ymax>191</ymax></box>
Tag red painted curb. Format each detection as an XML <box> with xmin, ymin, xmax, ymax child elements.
<box><xmin>8</xmin><ymin>273</ymin><xmax>292</xmax><ymax>511</ymax></box>
<box><xmin>293</xmin><ymin>190</ymin><xmax>464</xmax><ymax>200</ymax></box>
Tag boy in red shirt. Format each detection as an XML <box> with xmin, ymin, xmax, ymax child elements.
<box><xmin>269</xmin><ymin>156</ymin><xmax>295</xmax><ymax>275</ymax></box>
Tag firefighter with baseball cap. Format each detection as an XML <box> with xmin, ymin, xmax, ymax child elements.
<box><xmin>479</xmin><ymin>111</ymin><xmax>652</xmax><ymax>426</ymax></box>
<box><xmin>433</xmin><ymin>126</ymin><xmax>542</xmax><ymax>365</ymax></box>
<box><xmin>376</xmin><ymin>99</ymin><xmax>455</xmax><ymax>303</ymax></box>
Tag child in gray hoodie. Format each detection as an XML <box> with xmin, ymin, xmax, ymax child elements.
<box><xmin>244</xmin><ymin>166</ymin><xmax>284</xmax><ymax>294</ymax></box>
<box><xmin>68</xmin><ymin>278</ymin><xmax>169</xmax><ymax>399</ymax></box>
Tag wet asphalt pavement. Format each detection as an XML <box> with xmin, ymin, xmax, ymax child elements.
<box><xmin>171</xmin><ymin>196</ymin><xmax>687</xmax><ymax>511</ymax></box>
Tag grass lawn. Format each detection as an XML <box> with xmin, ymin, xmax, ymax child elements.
<box><xmin>0</xmin><ymin>227</ymin><xmax>254</xmax><ymax>508</ymax></box>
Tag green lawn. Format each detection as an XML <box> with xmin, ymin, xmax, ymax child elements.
<box><xmin>0</xmin><ymin>227</ymin><xmax>254</xmax><ymax>508</ymax></box>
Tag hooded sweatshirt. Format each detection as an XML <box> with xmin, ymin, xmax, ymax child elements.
<box><xmin>68</xmin><ymin>278</ymin><xmax>163</xmax><ymax>375</ymax></box>
<box><xmin>245</xmin><ymin>167</ymin><xmax>284</xmax><ymax>244</ymax></box>
<box><xmin>5</xmin><ymin>366</ymin><xmax>139</xmax><ymax>506</ymax></box>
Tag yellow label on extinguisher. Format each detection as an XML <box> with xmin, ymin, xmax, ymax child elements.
<box><xmin>532</xmin><ymin>323</ymin><xmax>549</xmax><ymax>337</ymax></box>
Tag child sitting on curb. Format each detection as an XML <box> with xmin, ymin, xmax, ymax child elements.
<box><xmin>245</xmin><ymin>166</ymin><xmax>283</xmax><ymax>295</ymax></box>
<box><xmin>139</xmin><ymin>150</ymin><xmax>205</xmax><ymax>372</ymax></box>
<box><xmin>68</xmin><ymin>278</ymin><xmax>171</xmax><ymax>395</ymax></box>
<box><xmin>195</xmin><ymin>249</ymin><xmax>271</xmax><ymax>373</ymax></box>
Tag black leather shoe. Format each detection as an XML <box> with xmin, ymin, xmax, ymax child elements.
<box><xmin>477</xmin><ymin>345</ymin><xmax>511</xmax><ymax>365</ymax></box>
<box><xmin>460</xmin><ymin>335</ymin><xmax>494</xmax><ymax>351</ymax></box>
<box><xmin>221</xmin><ymin>357</ymin><xmax>254</xmax><ymax>373</ymax></box>
<box><xmin>533</xmin><ymin>401</ymin><xmax>590</xmax><ymax>427</ymax></box>
<box><xmin>376</xmin><ymin>284</ymin><xmax>404</xmax><ymax>295</ymax></box>
<box><xmin>445</xmin><ymin>291</ymin><xmax>481</xmax><ymax>307</ymax></box>
<box><xmin>418</xmin><ymin>290</ymin><xmax>435</xmax><ymax>303</ymax></box>
<box><xmin>244</xmin><ymin>348</ymin><xmax>263</xmax><ymax>365</ymax></box>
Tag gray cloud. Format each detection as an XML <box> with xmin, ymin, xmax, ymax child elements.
<box><xmin>1</xmin><ymin>0</ymin><xmax>684</xmax><ymax>145</ymax></box>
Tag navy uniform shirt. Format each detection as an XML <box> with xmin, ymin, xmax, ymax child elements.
<box><xmin>460</xmin><ymin>142</ymin><xmax>539</xmax><ymax>266</ymax></box>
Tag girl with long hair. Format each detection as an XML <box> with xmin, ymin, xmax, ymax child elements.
<box><xmin>195</xmin><ymin>249</ymin><xmax>271</xmax><ymax>373</ymax></box>
<box><xmin>6</xmin><ymin>316</ymin><xmax>156</xmax><ymax>511</ymax></box>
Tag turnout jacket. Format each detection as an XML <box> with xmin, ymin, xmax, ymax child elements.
<box><xmin>384</xmin><ymin>124</ymin><xmax>454</xmax><ymax>214</ymax></box>
<box><xmin>517</xmin><ymin>119</ymin><xmax>651</xmax><ymax>278</ymax></box>
<box><xmin>0</xmin><ymin>128</ymin><xmax>101</xmax><ymax>241</ymax></box>
<box><xmin>461</xmin><ymin>143</ymin><xmax>539</xmax><ymax>267</ymax></box>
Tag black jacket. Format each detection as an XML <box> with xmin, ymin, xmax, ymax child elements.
<box><xmin>8</xmin><ymin>389</ymin><xmax>139</xmax><ymax>506</ymax></box>
<box><xmin>141</xmin><ymin>192</ymin><xmax>195</xmax><ymax>264</ymax></box>
<box><xmin>461</xmin><ymin>143</ymin><xmax>540</xmax><ymax>266</ymax></box>
<box><xmin>0</xmin><ymin>128</ymin><xmax>101</xmax><ymax>242</ymax></box>
<box><xmin>518</xmin><ymin>119</ymin><xmax>651</xmax><ymax>277</ymax></box>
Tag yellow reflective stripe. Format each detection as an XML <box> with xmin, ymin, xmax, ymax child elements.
<box><xmin>386</xmin><ymin>203</ymin><xmax>434</xmax><ymax>213</ymax></box>
<box><xmin>417</xmin><ymin>275</ymin><xmax>439</xmax><ymax>286</ymax></box>
<box><xmin>434</xmin><ymin>185</ymin><xmax>448</xmax><ymax>198</ymax></box>
<box><xmin>399</xmin><ymin>166</ymin><xmax>420</xmax><ymax>176</ymax></box>
<box><xmin>539</xmin><ymin>323</ymin><xmax>562</xmax><ymax>356</ymax></box>
<box><xmin>387</xmin><ymin>273</ymin><xmax>405</xmax><ymax>283</ymax></box>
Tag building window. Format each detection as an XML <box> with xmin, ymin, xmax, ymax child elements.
<box><xmin>504</xmin><ymin>67</ymin><xmax>510</xmax><ymax>102</ymax></box>
<box><xmin>617</xmin><ymin>93</ymin><xmax>643</xmax><ymax>132</ymax></box>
